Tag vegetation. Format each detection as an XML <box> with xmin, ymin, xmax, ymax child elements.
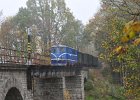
<box><xmin>84</xmin><ymin>0</ymin><xmax>140</xmax><ymax>99</ymax></box>
<box><xmin>84</xmin><ymin>69</ymin><xmax>126</xmax><ymax>100</ymax></box>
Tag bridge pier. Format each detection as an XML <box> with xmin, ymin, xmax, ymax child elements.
<box><xmin>33</xmin><ymin>77</ymin><xmax>65</xmax><ymax>100</ymax></box>
<box><xmin>65</xmin><ymin>75</ymin><xmax>84</xmax><ymax>100</ymax></box>
<box><xmin>31</xmin><ymin>66</ymin><xmax>86</xmax><ymax>100</ymax></box>
<box><xmin>33</xmin><ymin>75</ymin><xmax>85</xmax><ymax>100</ymax></box>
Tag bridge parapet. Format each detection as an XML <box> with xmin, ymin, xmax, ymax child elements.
<box><xmin>31</xmin><ymin>66</ymin><xmax>83</xmax><ymax>78</ymax></box>
<box><xmin>0</xmin><ymin>47</ymin><xmax>50</xmax><ymax>65</ymax></box>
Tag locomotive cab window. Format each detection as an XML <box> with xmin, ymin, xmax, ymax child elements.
<box><xmin>56</xmin><ymin>47</ymin><xmax>60</xmax><ymax>53</ymax></box>
<box><xmin>60</xmin><ymin>47</ymin><xmax>65</xmax><ymax>53</ymax></box>
<box><xmin>52</xmin><ymin>47</ymin><xmax>60</xmax><ymax>53</ymax></box>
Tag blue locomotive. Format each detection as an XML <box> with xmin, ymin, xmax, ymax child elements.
<box><xmin>51</xmin><ymin>45</ymin><xmax>78</xmax><ymax>65</ymax></box>
<box><xmin>51</xmin><ymin>45</ymin><xmax>98</xmax><ymax>67</ymax></box>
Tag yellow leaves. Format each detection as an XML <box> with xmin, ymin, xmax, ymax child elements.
<box><xmin>113</xmin><ymin>46</ymin><xmax>124</xmax><ymax>55</ymax></box>
<box><xmin>115</xmin><ymin>46</ymin><xmax>123</xmax><ymax>52</ymax></box>
<box><xmin>101</xmin><ymin>41</ymin><xmax>109</xmax><ymax>49</ymax></box>
<box><xmin>123</xmin><ymin>20</ymin><xmax>134</xmax><ymax>34</ymax></box>
<box><xmin>123</xmin><ymin>20</ymin><xmax>140</xmax><ymax>34</ymax></box>
<box><xmin>128</xmin><ymin>31</ymin><xmax>136</xmax><ymax>39</ymax></box>
<box><xmin>125</xmin><ymin>89</ymin><xmax>133</xmax><ymax>97</ymax></box>
<box><xmin>133</xmin><ymin>38</ymin><xmax>140</xmax><ymax>46</ymax></box>
<box><xmin>99</xmin><ymin>53</ymin><xmax>105</xmax><ymax>60</ymax></box>
<box><xmin>125</xmin><ymin>88</ymin><xmax>140</xmax><ymax>98</ymax></box>
<box><xmin>121</xmin><ymin>31</ymin><xmax>136</xmax><ymax>43</ymax></box>
<box><xmin>123</xmin><ymin>73</ymin><xmax>140</xmax><ymax>99</ymax></box>
<box><xmin>121</xmin><ymin>36</ymin><xmax>129</xmax><ymax>43</ymax></box>
<box><xmin>129</xmin><ymin>21</ymin><xmax>140</xmax><ymax>33</ymax></box>
<box><xmin>121</xmin><ymin>20</ymin><xmax>140</xmax><ymax>43</ymax></box>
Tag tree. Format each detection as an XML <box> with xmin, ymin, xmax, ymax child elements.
<box><xmin>85</xmin><ymin>0</ymin><xmax>140</xmax><ymax>99</ymax></box>
<box><xmin>112</xmin><ymin>20</ymin><xmax>140</xmax><ymax>99</ymax></box>
<box><xmin>0</xmin><ymin>17</ymin><xmax>15</xmax><ymax>48</ymax></box>
<box><xmin>106</xmin><ymin>0</ymin><xmax>140</xmax><ymax>17</ymax></box>
<box><xmin>26</xmin><ymin>0</ymin><xmax>83</xmax><ymax>48</ymax></box>
<box><xmin>13</xmin><ymin>7</ymin><xmax>34</xmax><ymax>44</ymax></box>
<box><xmin>62</xmin><ymin>20</ymin><xmax>84</xmax><ymax>48</ymax></box>
<box><xmin>13</xmin><ymin>7</ymin><xmax>33</xmax><ymax>31</ymax></box>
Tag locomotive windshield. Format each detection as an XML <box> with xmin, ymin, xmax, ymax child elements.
<box><xmin>52</xmin><ymin>47</ymin><xmax>65</xmax><ymax>54</ymax></box>
<box><xmin>60</xmin><ymin>47</ymin><xmax>65</xmax><ymax>52</ymax></box>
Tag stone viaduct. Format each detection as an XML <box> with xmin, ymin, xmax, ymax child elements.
<box><xmin>0</xmin><ymin>64</ymin><xmax>88</xmax><ymax>100</ymax></box>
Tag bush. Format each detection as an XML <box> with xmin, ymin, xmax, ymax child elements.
<box><xmin>84</xmin><ymin>79</ymin><xmax>94</xmax><ymax>91</ymax></box>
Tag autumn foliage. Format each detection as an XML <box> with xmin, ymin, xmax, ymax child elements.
<box><xmin>121</xmin><ymin>20</ymin><xmax>140</xmax><ymax>43</ymax></box>
<box><xmin>108</xmin><ymin>20</ymin><xmax>140</xmax><ymax>99</ymax></box>
<box><xmin>88</xmin><ymin>0</ymin><xmax>140</xmax><ymax>99</ymax></box>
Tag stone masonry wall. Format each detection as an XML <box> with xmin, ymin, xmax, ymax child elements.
<box><xmin>33</xmin><ymin>77</ymin><xmax>65</xmax><ymax>100</ymax></box>
<box><xmin>0</xmin><ymin>68</ymin><xmax>33</xmax><ymax>100</ymax></box>
<box><xmin>0</xmin><ymin>65</ymin><xmax>86</xmax><ymax>100</ymax></box>
<box><xmin>33</xmin><ymin>71</ymin><xmax>85</xmax><ymax>100</ymax></box>
<box><xmin>65</xmin><ymin>75</ymin><xmax>84</xmax><ymax>100</ymax></box>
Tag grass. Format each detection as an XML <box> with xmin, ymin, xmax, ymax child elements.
<box><xmin>86</xmin><ymin>95</ymin><xmax>94</xmax><ymax>100</ymax></box>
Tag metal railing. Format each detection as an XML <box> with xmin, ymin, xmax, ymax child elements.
<box><xmin>0</xmin><ymin>47</ymin><xmax>50</xmax><ymax>65</ymax></box>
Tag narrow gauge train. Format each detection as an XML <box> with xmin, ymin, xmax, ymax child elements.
<box><xmin>51</xmin><ymin>45</ymin><xmax>98</xmax><ymax>67</ymax></box>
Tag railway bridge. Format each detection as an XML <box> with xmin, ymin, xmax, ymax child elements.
<box><xmin>0</xmin><ymin>47</ymin><xmax>90</xmax><ymax>100</ymax></box>
<box><xmin>0</xmin><ymin>64</ymin><xmax>88</xmax><ymax>100</ymax></box>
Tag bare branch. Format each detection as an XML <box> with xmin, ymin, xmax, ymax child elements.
<box><xmin>110</xmin><ymin>0</ymin><xmax>140</xmax><ymax>16</ymax></box>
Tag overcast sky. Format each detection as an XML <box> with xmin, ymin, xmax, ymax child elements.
<box><xmin>0</xmin><ymin>0</ymin><xmax>100</xmax><ymax>24</ymax></box>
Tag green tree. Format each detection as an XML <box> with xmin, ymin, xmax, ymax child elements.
<box><xmin>13</xmin><ymin>7</ymin><xmax>33</xmax><ymax>32</ymax></box>
<box><xmin>17</xmin><ymin>0</ymin><xmax>84</xmax><ymax>51</ymax></box>
<box><xmin>0</xmin><ymin>17</ymin><xmax>15</xmax><ymax>48</ymax></box>
<box><xmin>62</xmin><ymin>20</ymin><xmax>84</xmax><ymax>48</ymax></box>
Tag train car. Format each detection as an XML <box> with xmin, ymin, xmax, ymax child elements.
<box><xmin>77</xmin><ymin>51</ymin><xmax>83</xmax><ymax>65</ymax></box>
<box><xmin>87</xmin><ymin>54</ymin><xmax>93</xmax><ymax>66</ymax></box>
<box><xmin>92</xmin><ymin>56</ymin><xmax>99</xmax><ymax>67</ymax></box>
<box><xmin>77</xmin><ymin>52</ymin><xmax>98</xmax><ymax>67</ymax></box>
<box><xmin>51</xmin><ymin>45</ymin><xmax>78</xmax><ymax>66</ymax></box>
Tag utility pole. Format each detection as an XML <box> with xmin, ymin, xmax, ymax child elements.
<box><xmin>27</xmin><ymin>28</ymin><xmax>32</xmax><ymax>90</ymax></box>
<box><xmin>27</xmin><ymin>28</ymin><xmax>32</xmax><ymax>65</ymax></box>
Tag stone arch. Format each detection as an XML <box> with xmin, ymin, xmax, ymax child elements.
<box><xmin>84</xmin><ymin>77</ymin><xmax>87</xmax><ymax>83</ymax></box>
<box><xmin>5</xmin><ymin>87</ymin><xmax>23</xmax><ymax>100</ymax></box>
<box><xmin>82</xmin><ymin>71</ymin><xmax>88</xmax><ymax>83</ymax></box>
<box><xmin>0</xmin><ymin>77</ymin><xmax>30</xmax><ymax>100</ymax></box>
